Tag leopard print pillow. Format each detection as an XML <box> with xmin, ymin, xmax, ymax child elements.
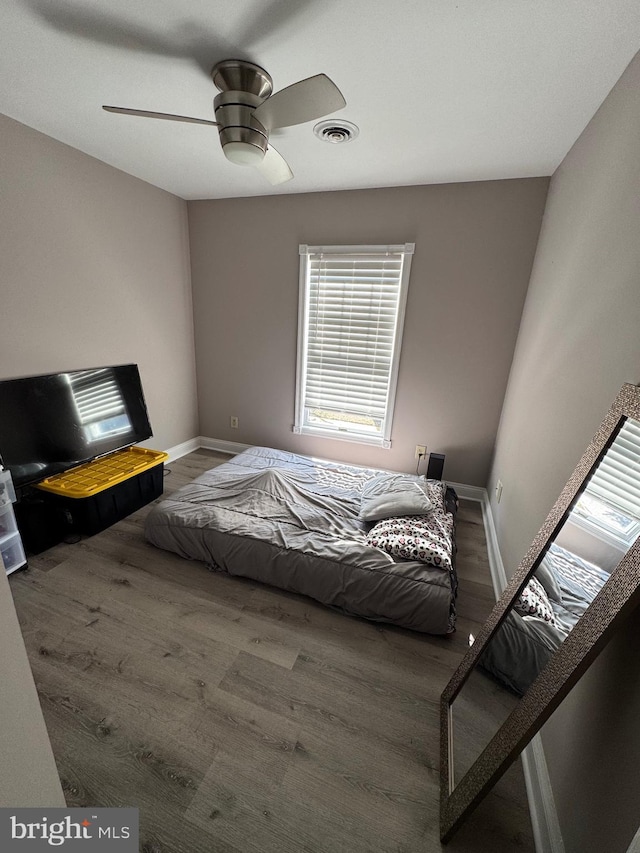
<box><xmin>366</xmin><ymin>511</ymin><xmax>454</xmax><ymax>569</ymax></box>
<box><xmin>514</xmin><ymin>576</ymin><xmax>557</xmax><ymax>625</ymax></box>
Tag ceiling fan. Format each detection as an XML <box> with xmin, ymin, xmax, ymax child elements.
<box><xmin>103</xmin><ymin>59</ymin><xmax>346</xmax><ymax>185</ymax></box>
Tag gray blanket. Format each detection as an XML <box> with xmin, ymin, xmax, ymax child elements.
<box><xmin>144</xmin><ymin>446</ymin><xmax>457</xmax><ymax>634</ymax></box>
<box><xmin>479</xmin><ymin>543</ymin><xmax>610</xmax><ymax>694</ymax></box>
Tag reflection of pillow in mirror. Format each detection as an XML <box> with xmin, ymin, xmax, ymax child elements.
<box><xmin>359</xmin><ymin>474</ymin><xmax>433</xmax><ymax>522</ymax></box>
<box><xmin>479</xmin><ymin>610</ymin><xmax>565</xmax><ymax>696</ymax></box>
<box><xmin>534</xmin><ymin>559</ymin><xmax>563</xmax><ymax>603</ymax></box>
<box><xmin>514</xmin><ymin>577</ymin><xmax>557</xmax><ymax>625</ymax></box>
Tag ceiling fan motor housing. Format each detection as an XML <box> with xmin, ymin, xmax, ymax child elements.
<box><xmin>212</xmin><ymin>60</ymin><xmax>273</xmax><ymax>164</ymax></box>
<box><xmin>214</xmin><ymin>90</ymin><xmax>269</xmax><ymax>161</ymax></box>
<box><xmin>211</xmin><ymin>60</ymin><xmax>273</xmax><ymax>98</ymax></box>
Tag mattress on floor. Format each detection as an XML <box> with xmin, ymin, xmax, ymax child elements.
<box><xmin>144</xmin><ymin>446</ymin><xmax>458</xmax><ymax>634</ymax></box>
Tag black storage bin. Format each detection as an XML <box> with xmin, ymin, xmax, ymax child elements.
<box><xmin>17</xmin><ymin>448</ymin><xmax>168</xmax><ymax>551</ymax></box>
<box><xmin>47</xmin><ymin>463</ymin><xmax>165</xmax><ymax>535</ymax></box>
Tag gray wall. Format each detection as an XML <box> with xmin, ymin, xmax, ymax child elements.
<box><xmin>188</xmin><ymin>180</ymin><xmax>548</xmax><ymax>486</ymax></box>
<box><xmin>488</xmin><ymin>51</ymin><xmax>640</xmax><ymax>852</ymax></box>
<box><xmin>0</xmin><ymin>112</ymin><xmax>200</xmax><ymax>805</ymax></box>
<box><xmin>0</xmin><ymin>113</ymin><xmax>198</xmax><ymax>453</ymax></box>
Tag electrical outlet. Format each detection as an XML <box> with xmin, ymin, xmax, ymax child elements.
<box><xmin>415</xmin><ymin>444</ymin><xmax>427</xmax><ymax>460</ymax></box>
<box><xmin>495</xmin><ymin>479</ymin><xmax>503</xmax><ymax>503</ymax></box>
<box><xmin>230</xmin><ymin>416</ymin><xmax>239</xmax><ymax>429</ymax></box>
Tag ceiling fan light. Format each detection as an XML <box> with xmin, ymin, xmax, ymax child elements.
<box><xmin>223</xmin><ymin>141</ymin><xmax>266</xmax><ymax>166</ymax></box>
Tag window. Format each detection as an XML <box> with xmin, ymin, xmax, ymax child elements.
<box><xmin>294</xmin><ymin>243</ymin><xmax>414</xmax><ymax>447</ymax></box>
<box><xmin>573</xmin><ymin>417</ymin><xmax>640</xmax><ymax>546</ymax></box>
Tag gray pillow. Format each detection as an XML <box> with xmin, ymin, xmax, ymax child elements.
<box><xmin>479</xmin><ymin>610</ymin><xmax>566</xmax><ymax>696</ymax></box>
<box><xmin>534</xmin><ymin>558</ymin><xmax>563</xmax><ymax>603</ymax></box>
<box><xmin>359</xmin><ymin>473</ymin><xmax>432</xmax><ymax>522</ymax></box>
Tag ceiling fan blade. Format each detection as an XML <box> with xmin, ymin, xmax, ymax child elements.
<box><xmin>254</xmin><ymin>144</ymin><xmax>293</xmax><ymax>185</ymax></box>
<box><xmin>26</xmin><ymin>0</ymin><xmax>233</xmax><ymax>77</ymax></box>
<box><xmin>253</xmin><ymin>74</ymin><xmax>345</xmax><ymax>130</ymax></box>
<box><xmin>102</xmin><ymin>106</ymin><xmax>218</xmax><ymax>126</ymax></box>
<box><xmin>236</xmin><ymin>0</ymin><xmax>321</xmax><ymax>52</ymax></box>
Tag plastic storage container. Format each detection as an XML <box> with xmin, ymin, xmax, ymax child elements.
<box><xmin>33</xmin><ymin>446</ymin><xmax>168</xmax><ymax>536</ymax></box>
<box><xmin>0</xmin><ymin>501</ymin><xmax>27</xmax><ymax>575</ymax></box>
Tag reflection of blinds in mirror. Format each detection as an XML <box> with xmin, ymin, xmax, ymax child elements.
<box><xmin>586</xmin><ymin>418</ymin><xmax>640</xmax><ymax>520</ymax></box>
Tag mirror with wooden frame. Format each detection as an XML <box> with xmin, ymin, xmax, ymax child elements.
<box><xmin>440</xmin><ymin>382</ymin><xmax>640</xmax><ymax>843</ymax></box>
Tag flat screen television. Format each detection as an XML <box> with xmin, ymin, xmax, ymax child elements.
<box><xmin>0</xmin><ymin>364</ymin><xmax>153</xmax><ymax>489</ymax></box>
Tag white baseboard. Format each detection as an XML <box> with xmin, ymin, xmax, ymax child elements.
<box><xmin>163</xmin><ymin>437</ymin><xmax>201</xmax><ymax>462</ymax></box>
<box><xmin>522</xmin><ymin>736</ymin><xmax>565</xmax><ymax>853</ymax></box>
<box><xmin>480</xmin><ymin>494</ymin><xmax>564</xmax><ymax>853</ymax></box>
<box><xmin>479</xmin><ymin>488</ymin><xmax>509</xmax><ymax>595</ymax></box>
<box><xmin>447</xmin><ymin>481</ymin><xmax>486</xmax><ymax>503</ymax></box>
<box><xmin>163</xmin><ymin>436</ymin><xmax>251</xmax><ymax>461</ymax></box>
<box><xmin>197</xmin><ymin>436</ymin><xmax>252</xmax><ymax>455</ymax></box>
<box><xmin>447</xmin><ymin>481</ymin><xmax>509</xmax><ymax>597</ymax></box>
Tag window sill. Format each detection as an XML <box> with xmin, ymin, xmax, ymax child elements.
<box><xmin>292</xmin><ymin>425</ymin><xmax>391</xmax><ymax>449</ymax></box>
<box><xmin>570</xmin><ymin>510</ymin><xmax>640</xmax><ymax>550</ymax></box>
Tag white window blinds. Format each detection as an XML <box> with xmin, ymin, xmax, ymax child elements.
<box><xmin>295</xmin><ymin>244</ymin><xmax>414</xmax><ymax>446</ymax></box>
<box><xmin>585</xmin><ymin>418</ymin><xmax>640</xmax><ymax>520</ymax></box>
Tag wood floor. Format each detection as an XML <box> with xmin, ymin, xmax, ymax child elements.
<box><xmin>9</xmin><ymin>450</ymin><xmax>534</xmax><ymax>852</ymax></box>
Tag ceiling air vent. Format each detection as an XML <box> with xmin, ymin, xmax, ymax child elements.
<box><xmin>313</xmin><ymin>119</ymin><xmax>359</xmax><ymax>143</ymax></box>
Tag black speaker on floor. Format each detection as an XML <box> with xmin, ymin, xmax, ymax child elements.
<box><xmin>426</xmin><ymin>453</ymin><xmax>445</xmax><ymax>481</ymax></box>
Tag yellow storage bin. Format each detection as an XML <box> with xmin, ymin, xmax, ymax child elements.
<box><xmin>35</xmin><ymin>447</ymin><xmax>168</xmax><ymax>498</ymax></box>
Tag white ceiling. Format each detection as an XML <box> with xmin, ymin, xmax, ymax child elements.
<box><xmin>2</xmin><ymin>0</ymin><xmax>639</xmax><ymax>200</ymax></box>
